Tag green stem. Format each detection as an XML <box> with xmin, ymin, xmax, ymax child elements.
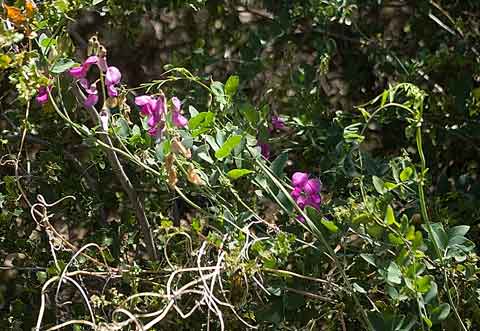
<box><xmin>415</xmin><ymin>124</ymin><xmax>466</xmax><ymax>331</ymax></box>
<box><xmin>254</xmin><ymin>156</ymin><xmax>374</xmax><ymax>331</ymax></box>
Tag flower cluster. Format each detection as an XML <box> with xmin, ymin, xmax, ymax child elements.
<box><xmin>135</xmin><ymin>94</ymin><xmax>187</xmax><ymax>138</ymax></box>
<box><xmin>68</xmin><ymin>55</ymin><xmax>121</xmax><ymax>107</ymax></box>
<box><xmin>290</xmin><ymin>172</ymin><xmax>322</xmax><ymax>221</ymax></box>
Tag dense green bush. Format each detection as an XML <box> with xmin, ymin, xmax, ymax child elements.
<box><xmin>1</xmin><ymin>1</ymin><xmax>479</xmax><ymax>330</ymax></box>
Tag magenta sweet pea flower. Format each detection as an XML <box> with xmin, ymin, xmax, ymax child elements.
<box><xmin>36</xmin><ymin>85</ymin><xmax>52</xmax><ymax>105</ymax></box>
<box><xmin>304</xmin><ymin>179</ymin><xmax>321</xmax><ymax>195</ymax></box>
<box><xmin>271</xmin><ymin>115</ymin><xmax>285</xmax><ymax>130</ymax></box>
<box><xmin>68</xmin><ymin>56</ymin><xmax>98</xmax><ymax>79</ymax></box>
<box><xmin>258</xmin><ymin>142</ymin><xmax>271</xmax><ymax>159</ymax></box>
<box><xmin>135</xmin><ymin>94</ymin><xmax>166</xmax><ymax>137</ymax></box>
<box><xmin>290</xmin><ymin>172</ymin><xmax>322</xmax><ymax>221</ymax></box>
<box><xmin>78</xmin><ymin>79</ymin><xmax>99</xmax><ymax>107</ymax></box>
<box><xmin>171</xmin><ymin>97</ymin><xmax>188</xmax><ymax>128</ymax></box>
<box><xmin>105</xmin><ymin>66</ymin><xmax>121</xmax><ymax>97</ymax></box>
<box><xmin>292</xmin><ymin>172</ymin><xmax>309</xmax><ymax>187</ymax></box>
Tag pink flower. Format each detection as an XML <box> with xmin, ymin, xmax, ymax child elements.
<box><xmin>97</xmin><ymin>57</ymin><xmax>108</xmax><ymax>72</ymax></box>
<box><xmin>292</xmin><ymin>172</ymin><xmax>309</xmax><ymax>187</ymax></box>
<box><xmin>271</xmin><ymin>115</ymin><xmax>285</xmax><ymax>130</ymax></box>
<box><xmin>171</xmin><ymin>97</ymin><xmax>188</xmax><ymax>128</ymax></box>
<box><xmin>258</xmin><ymin>142</ymin><xmax>270</xmax><ymax>159</ymax></box>
<box><xmin>36</xmin><ymin>85</ymin><xmax>52</xmax><ymax>105</ymax></box>
<box><xmin>68</xmin><ymin>56</ymin><xmax>98</xmax><ymax>79</ymax></box>
<box><xmin>105</xmin><ymin>66</ymin><xmax>121</xmax><ymax>97</ymax></box>
<box><xmin>135</xmin><ymin>95</ymin><xmax>166</xmax><ymax>137</ymax></box>
<box><xmin>79</xmin><ymin>79</ymin><xmax>99</xmax><ymax>108</ymax></box>
<box><xmin>290</xmin><ymin>172</ymin><xmax>322</xmax><ymax>218</ymax></box>
<box><xmin>304</xmin><ymin>179</ymin><xmax>321</xmax><ymax>195</ymax></box>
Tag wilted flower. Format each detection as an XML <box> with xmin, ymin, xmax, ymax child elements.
<box><xmin>99</xmin><ymin>110</ymin><xmax>109</xmax><ymax>131</ymax></box>
<box><xmin>290</xmin><ymin>172</ymin><xmax>322</xmax><ymax>221</ymax></box>
<box><xmin>171</xmin><ymin>97</ymin><xmax>188</xmax><ymax>128</ymax></box>
<box><xmin>36</xmin><ymin>85</ymin><xmax>52</xmax><ymax>105</ymax></box>
<box><xmin>171</xmin><ymin>137</ymin><xmax>192</xmax><ymax>159</ymax></box>
<box><xmin>187</xmin><ymin>164</ymin><xmax>205</xmax><ymax>186</ymax></box>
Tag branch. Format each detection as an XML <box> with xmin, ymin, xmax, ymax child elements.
<box><xmin>73</xmin><ymin>87</ymin><xmax>158</xmax><ymax>260</ymax></box>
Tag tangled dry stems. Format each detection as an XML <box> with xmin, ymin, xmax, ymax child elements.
<box><xmin>32</xmin><ymin>194</ymin><xmax>259</xmax><ymax>331</ymax></box>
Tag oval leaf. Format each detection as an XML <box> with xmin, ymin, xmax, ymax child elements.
<box><xmin>227</xmin><ymin>168</ymin><xmax>254</xmax><ymax>180</ymax></box>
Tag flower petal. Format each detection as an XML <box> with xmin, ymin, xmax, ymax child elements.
<box><xmin>97</xmin><ymin>57</ymin><xmax>108</xmax><ymax>72</ymax></box>
<box><xmin>105</xmin><ymin>66</ymin><xmax>121</xmax><ymax>85</ymax></box>
<box><xmin>69</xmin><ymin>66</ymin><xmax>86</xmax><ymax>79</ymax></box>
<box><xmin>36</xmin><ymin>86</ymin><xmax>52</xmax><ymax>105</ymax></box>
<box><xmin>135</xmin><ymin>95</ymin><xmax>153</xmax><ymax>106</ymax></box>
<box><xmin>84</xmin><ymin>94</ymin><xmax>99</xmax><ymax>108</ymax></box>
<box><xmin>171</xmin><ymin>96</ymin><xmax>181</xmax><ymax>112</ymax></box>
<box><xmin>292</xmin><ymin>172</ymin><xmax>309</xmax><ymax>188</ymax></box>
<box><xmin>290</xmin><ymin>187</ymin><xmax>302</xmax><ymax>199</ymax></box>
<box><xmin>172</xmin><ymin>111</ymin><xmax>188</xmax><ymax>128</ymax></box>
<box><xmin>304</xmin><ymin>179</ymin><xmax>321</xmax><ymax>195</ymax></box>
<box><xmin>84</xmin><ymin>56</ymin><xmax>98</xmax><ymax>66</ymax></box>
<box><xmin>107</xmin><ymin>84</ymin><xmax>118</xmax><ymax>97</ymax></box>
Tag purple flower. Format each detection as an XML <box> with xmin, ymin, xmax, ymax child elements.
<box><xmin>135</xmin><ymin>95</ymin><xmax>166</xmax><ymax>137</ymax></box>
<box><xmin>171</xmin><ymin>97</ymin><xmax>188</xmax><ymax>128</ymax></box>
<box><xmin>36</xmin><ymin>85</ymin><xmax>52</xmax><ymax>105</ymax></box>
<box><xmin>290</xmin><ymin>172</ymin><xmax>322</xmax><ymax>220</ymax></box>
<box><xmin>292</xmin><ymin>172</ymin><xmax>309</xmax><ymax>187</ymax></box>
<box><xmin>258</xmin><ymin>142</ymin><xmax>270</xmax><ymax>159</ymax></box>
<box><xmin>105</xmin><ymin>66</ymin><xmax>121</xmax><ymax>97</ymax></box>
<box><xmin>68</xmin><ymin>56</ymin><xmax>98</xmax><ymax>79</ymax></box>
<box><xmin>79</xmin><ymin>79</ymin><xmax>99</xmax><ymax>107</ymax></box>
<box><xmin>271</xmin><ymin>115</ymin><xmax>285</xmax><ymax>130</ymax></box>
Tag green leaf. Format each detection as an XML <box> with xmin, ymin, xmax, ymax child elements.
<box><xmin>447</xmin><ymin>225</ymin><xmax>469</xmax><ymax>238</ymax></box>
<box><xmin>51</xmin><ymin>58</ymin><xmax>76</xmax><ymax>74</ymax></box>
<box><xmin>227</xmin><ymin>169</ymin><xmax>254</xmax><ymax>180</ymax></box>
<box><xmin>240</xmin><ymin>103</ymin><xmax>258</xmax><ymax>124</ymax></box>
<box><xmin>211</xmin><ymin>81</ymin><xmax>227</xmax><ymax>106</ymax></box>
<box><xmin>423</xmin><ymin>223</ymin><xmax>448</xmax><ymax>254</ymax></box>
<box><xmin>431</xmin><ymin>303</ymin><xmax>450</xmax><ymax>322</ymax></box>
<box><xmin>194</xmin><ymin>144</ymin><xmax>214</xmax><ymax>164</ymax></box>
<box><xmin>384</xmin><ymin>205</ymin><xmax>396</xmax><ymax>225</ymax></box>
<box><xmin>400</xmin><ymin>167</ymin><xmax>413</xmax><ymax>181</ymax></box>
<box><xmin>321</xmin><ymin>218</ymin><xmax>339</xmax><ymax>233</ymax></box>
<box><xmin>360</xmin><ymin>253</ymin><xmax>377</xmax><ymax>267</ymax></box>
<box><xmin>387</xmin><ymin>262</ymin><xmax>402</xmax><ymax>285</ymax></box>
<box><xmin>114</xmin><ymin>118</ymin><xmax>130</xmax><ymax>137</ymax></box>
<box><xmin>388</xmin><ymin>233</ymin><xmax>404</xmax><ymax>246</ymax></box>
<box><xmin>415</xmin><ymin>275</ymin><xmax>432</xmax><ymax>293</ymax></box>
<box><xmin>270</xmin><ymin>152</ymin><xmax>288</xmax><ymax>177</ymax></box>
<box><xmin>224</xmin><ymin>75</ymin><xmax>240</xmax><ymax>97</ymax></box>
<box><xmin>36</xmin><ymin>271</ymin><xmax>47</xmax><ymax>284</ymax></box>
<box><xmin>215</xmin><ymin>135</ymin><xmax>242</xmax><ymax>159</ymax></box>
<box><xmin>188</xmin><ymin>111</ymin><xmax>214</xmax><ymax>130</ymax></box>
<box><xmin>372</xmin><ymin>176</ymin><xmax>385</xmax><ymax>194</ymax></box>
